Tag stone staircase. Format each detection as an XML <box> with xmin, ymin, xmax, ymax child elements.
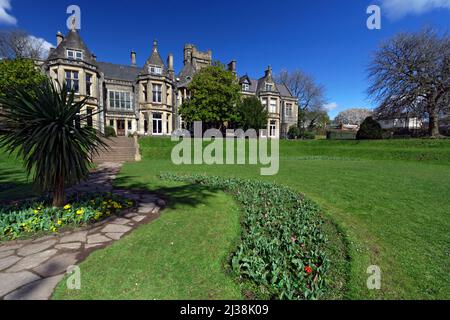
<box><xmin>93</xmin><ymin>137</ymin><xmax>138</xmax><ymax>164</ymax></box>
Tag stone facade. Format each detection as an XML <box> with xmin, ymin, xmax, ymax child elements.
<box><xmin>41</xmin><ymin>29</ymin><xmax>298</xmax><ymax>138</ymax></box>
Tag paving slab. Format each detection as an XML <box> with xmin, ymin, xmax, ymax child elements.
<box><xmin>7</xmin><ymin>249</ymin><xmax>57</xmax><ymax>273</ymax></box>
<box><xmin>17</xmin><ymin>240</ymin><xmax>57</xmax><ymax>257</ymax></box>
<box><xmin>33</xmin><ymin>253</ymin><xmax>78</xmax><ymax>278</ymax></box>
<box><xmin>101</xmin><ymin>224</ymin><xmax>132</xmax><ymax>234</ymax></box>
<box><xmin>132</xmin><ymin>216</ymin><xmax>147</xmax><ymax>223</ymax></box>
<box><xmin>87</xmin><ymin>234</ymin><xmax>112</xmax><ymax>244</ymax></box>
<box><xmin>0</xmin><ymin>255</ymin><xmax>22</xmax><ymax>271</ymax></box>
<box><xmin>0</xmin><ymin>271</ymin><xmax>41</xmax><ymax>297</ymax></box>
<box><xmin>105</xmin><ymin>233</ymin><xmax>124</xmax><ymax>240</ymax></box>
<box><xmin>0</xmin><ymin>250</ymin><xmax>15</xmax><ymax>259</ymax></box>
<box><xmin>4</xmin><ymin>275</ymin><xmax>65</xmax><ymax>300</ymax></box>
<box><xmin>60</xmin><ymin>231</ymin><xmax>88</xmax><ymax>244</ymax></box>
<box><xmin>0</xmin><ymin>244</ymin><xmax>23</xmax><ymax>253</ymax></box>
<box><xmin>55</xmin><ymin>243</ymin><xmax>82</xmax><ymax>250</ymax></box>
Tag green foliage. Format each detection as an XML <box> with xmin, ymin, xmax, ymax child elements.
<box><xmin>160</xmin><ymin>173</ymin><xmax>330</xmax><ymax>300</ymax></box>
<box><xmin>179</xmin><ymin>64</ymin><xmax>242</xmax><ymax>130</ymax></box>
<box><xmin>357</xmin><ymin>117</ymin><xmax>383</xmax><ymax>140</ymax></box>
<box><xmin>105</xmin><ymin>126</ymin><xmax>117</xmax><ymax>137</ymax></box>
<box><xmin>288</xmin><ymin>126</ymin><xmax>301</xmax><ymax>139</ymax></box>
<box><xmin>0</xmin><ymin>80</ymin><xmax>107</xmax><ymax>206</ymax></box>
<box><xmin>302</xmin><ymin>131</ymin><xmax>316</xmax><ymax>140</ymax></box>
<box><xmin>0</xmin><ymin>59</ymin><xmax>46</xmax><ymax>97</ymax></box>
<box><xmin>0</xmin><ymin>193</ymin><xmax>135</xmax><ymax>240</ymax></box>
<box><xmin>238</xmin><ymin>97</ymin><xmax>268</xmax><ymax>132</ymax></box>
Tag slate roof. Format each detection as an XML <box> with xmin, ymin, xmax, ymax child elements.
<box><xmin>47</xmin><ymin>30</ymin><xmax>97</xmax><ymax>66</ymax></box>
<box><xmin>140</xmin><ymin>40</ymin><xmax>166</xmax><ymax>76</ymax></box>
<box><xmin>239</xmin><ymin>75</ymin><xmax>294</xmax><ymax>98</ymax></box>
<box><xmin>97</xmin><ymin>62</ymin><xmax>140</xmax><ymax>82</ymax></box>
<box><xmin>177</xmin><ymin>62</ymin><xmax>196</xmax><ymax>88</ymax></box>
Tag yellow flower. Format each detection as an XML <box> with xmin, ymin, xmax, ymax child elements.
<box><xmin>76</xmin><ymin>208</ymin><xmax>85</xmax><ymax>215</ymax></box>
<box><xmin>33</xmin><ymin>209</ymin><xmax>39</xmax><ymax>214</ymax></box>
<box><xmin>51</xmin><ymin>226</ymin><xmax>57</xmax><ymax>233</ymax></box>
<box><xmin>57</xmin><ymin>220</ymin><xmax>63</xmax><ymax>226</ymax></box>
<box><xmin>64</xmin><ymin>204</ymin><xmax>71</xmax><ymax>210</ymax></box>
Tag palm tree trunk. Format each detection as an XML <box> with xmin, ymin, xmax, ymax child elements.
<box><xmin>52</xmin><ymin>179</ymin><xmax>66</xmax><ymax>207</ymax></box>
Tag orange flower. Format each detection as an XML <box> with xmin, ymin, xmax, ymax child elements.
<box><xmin>304</xmin><ymin>266</ymin><xmax>313</xmax><ymax>275</ymax></box>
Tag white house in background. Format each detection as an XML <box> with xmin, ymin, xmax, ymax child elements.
<box><xmin>377</xmin><ymin>116</ymin><xmax>423</xmax><ymax>130</ymax></box>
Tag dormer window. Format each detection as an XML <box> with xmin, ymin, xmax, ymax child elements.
<box><xmin>149</xmin><ymin>65</ymin><xmax>162</xmax><ymax>75</ymax></box>
<box><xmin>242</xmin><ymin>83</ymin><xmax>250</xmax><ymax>91</ymax></box>
<box><xmin>67</xmin><ymin>50</ymin><xmax>83</xmax><ymax>60</ymax></box>
<box><xmin>265</xmin><ymin>83</ymin><xmax>273</xmax><ymax>91</ymax></box>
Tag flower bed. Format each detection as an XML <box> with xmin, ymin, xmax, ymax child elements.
<box><xmin>0</xmin><ymin>193</ymin><xmax>135</xmax><ymax>240</ymax></box>
<box><xmin>160</xmin><ymin>173</ymin><xmax>330</xmax><ymax>300</ymax></box>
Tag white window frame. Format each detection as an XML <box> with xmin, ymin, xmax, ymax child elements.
<box><xmin>285</xmin><ymin>103</ymin><xmax>293</xmax><ymax>117</ymax></box>
<box><xmin>152</xmin><ymin>112</ymin><xmax>163</xmax><ymax>135</ymax></box>
<box><xmin>109</xmin><ymin>91</ymin><xmax>133</xmax><ymax>110</ymax></box>
<box><xmin>269</xmin><ymin>99</ymin><xmax>277</xmax><ymax>114</ymax></box>
<box><xmin>67</xmin><ymin>49</ymin><xmax>83</xmax><ymax>60</ymax></box>
<box><xmin>65</xmin><ymin>70</ymin><xmax>79</xmax><ymax>93</ymax></box>
<box><xmin>152</xmin><ymin>84</ymin><xmax>162</xmax><ymax>103</ymax></box>
<box><xmin>149</xmin><ymin>65</ymin><xmax>163</xmax><ymax>75</ymax></box>
<box><xmin>265</xmin><ymin>83</ymin><xmax>273</xmax><ymax>91</ymax></box>
<box><xmin>269</xmin><ymin>120</ymin><xmax>277</xmax><ymax>138</ymax></box>
<box><xmin>242</xmin><ymin>83</ymin><xmax>250</xmax><ymax>91</ymax></box>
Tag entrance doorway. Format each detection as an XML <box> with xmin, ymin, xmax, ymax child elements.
<box><xmin>117</xmin><ymin>120</ymin><xmax>126</xmax><ymax>136</ymax></box>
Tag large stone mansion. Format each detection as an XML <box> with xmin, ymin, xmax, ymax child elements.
<box><xmin>40</xmin><ymin>29</ymin><xmax>298</xmax><ymax>138</ymax></box>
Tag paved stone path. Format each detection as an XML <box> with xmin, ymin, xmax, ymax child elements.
<box><xmin>0</xmin><ymin>163</ymin><xmax>165</xmax><ymax>300</ymax></box>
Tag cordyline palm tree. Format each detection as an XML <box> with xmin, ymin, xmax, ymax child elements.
<box><xmin>0</xmin><ymin>79</ymin><xmax>107</xmax><ymax>207</ymax></box>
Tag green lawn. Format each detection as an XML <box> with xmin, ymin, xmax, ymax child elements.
<box><xmin>2</xmin><ymin>139</ymin><xmax>449</xmax><ymax>300</ymax></box>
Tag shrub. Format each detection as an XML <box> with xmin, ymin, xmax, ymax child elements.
<box><xmin>288</xmin><ymin>126</ymin><xmax>301</xmax><ymax>139</ymax></box>
<box><xmin>357</xmin><ymin>117</ymin><xmax>383</xmax><ymax>140</ymax></box>
<box><xmin>302</xmin><ymin>131</ymin><xmax>316</xmax><ymax>140</ymax></box>
<box><xmin>160</xmin><ymin>173</ymin><xmax>330</xmax><ymax>300</ymax></box>
<box><xmin>0</xmin><ymin>193</ymin><xmax>135</xmax><ymax>240</ymax></box>
<box><xmin>105</xmin><ymin>126</ymin><xmax>117</xmax><ymax>138</ymax></box>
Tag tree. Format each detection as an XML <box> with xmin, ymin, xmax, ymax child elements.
<box><xmin>334</xmin><ymin>108</ymin><xmax>373</xmax><ymax>126</ymax></box>
<box><xmin>179</xmin><ymin>63</ymin><xmax>242</xmax><ymax>131</ymax></box>
<box><xmin>0</xmin><ymin>80</ymin><xmax>107</xmax><ymax>207</ymax></box>
<box><xmin>0</xmin><ymin>30</ymin><xmax>50</xmax><ymax>60</ymax></box>
<box><xmin>305</xmin><ymin>110</ymin><xmax>330</xmax><ymax>133</ymax></box>
<box><xmin>368</xmin><ymin>28</ymin><xmax>450</xmax><ymax>137</ymax></box>
<box><xmin>277</xmin><ymin>70</ymin><xmax>327</xmax><ymax>128</ymax></box>
<box><xmin>0</xmin><ymin>59</ymin><xmax>46</xmax><ymax>97</ymax></box>
<box><xmin>357</xmin><ymin>117</ymin><xmax>383</xmax><ymax>140</ymax></box>
<box><xmin>238</xmin><ymin>97</ymin><xmax>268</xmax><ymax>133</ymax></box>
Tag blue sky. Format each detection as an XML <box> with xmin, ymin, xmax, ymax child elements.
<box><xmin>1</xmin><ymin>0</ymin><xmax>449</xmax><ymax>118</ymax></box>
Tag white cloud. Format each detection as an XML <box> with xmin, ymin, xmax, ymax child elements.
<box><xmin>381</xmin><ymin>0</ymin><xmax>450</xmax><ymax>19</ymax></box>
<box><xmin>324</xmin><ymin>102</ymin><xmax>339</xmax><ymax>112</ymax></box>
<box><xmin>27</xmin><ymin>35</ymin><xmax>55</xmax><ymax>59</ymax></box>
<box><xmin>0</xmin><ymin>0</ymin><xmax>17</xmax><ymax>25</ymax></box>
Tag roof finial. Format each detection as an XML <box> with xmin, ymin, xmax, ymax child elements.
<box><xmin>70</xmin><ymin>17</ymin><xmax>77</xmax><ymax>31</ymax></box>
<box><xmin>153</xmin><ymin>39</ymin><xmax>158</xmax><ymax>52</ymax></box>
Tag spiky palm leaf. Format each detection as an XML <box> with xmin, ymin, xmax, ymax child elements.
<box><xmin>0</xmin><ymin>79</ymin><xmax>107</xmax><ymax>206</ymax></box>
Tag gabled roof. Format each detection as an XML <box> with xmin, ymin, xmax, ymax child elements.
<box><xmin>47</xmin><ymin>30</ymin><xmax>97</xmax><ymax>66</ymax></box>
<box><xmin>97</xmin><ymin>62</ymin><xmax>140</xmax><ymax>82</ymax></box>
<box><xmin>177</xmin><ymin>62</ymin><xmax>196</xmax><ymax>88</ymax></box>
<box><xmin>140</xmin><ymin>40</ymin><xmax>166</xmax><ymax>76</ymax></box>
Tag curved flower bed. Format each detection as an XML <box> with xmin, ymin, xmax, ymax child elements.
<box><xmin>160</xmin><ymin>173</ymin><xmax>330</xmax><ymax>300</ymax></box>
<box><xmin>0</xmin><ymin>193</ymin><xmax>135</xmax><ymax>240</ymax></box>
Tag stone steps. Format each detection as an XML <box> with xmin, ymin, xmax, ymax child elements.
<box><xmin>93</xmin><ymin>137</ymin><xmax>137</xmax><ymax>164</ymax></box>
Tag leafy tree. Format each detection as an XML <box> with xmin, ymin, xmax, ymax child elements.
<box><xmin>357</xmin><ymin>117</ymin><xmax>383</xmax><ymax>140</ymax></box>
<box><xmin>0</xmin><ymin>59</ymin><xmax>46</xmax><ymax>97</ymax></box>
<box><xmin>0</xmin><ymin>80</ymin><xmax>107</xmax><ymax>207</ymax></box>
<box><xmin>288</xmin><ymin>126</ymin><xmax>301</xmax><ymax>139</ymax></box>
<box><xmin>368</xmin><ymin>28</ymin><xmax>449</xmax><ymax>137</ymax></box>
<box><xmin>238</xmin><ymin>97</ymin><xmax>268</xmax><ymax>132</ymax></box>
<box><xmin>179</xmin><ymin>63</ymin><xmax>241</xmax><ymax>131</ymax></box>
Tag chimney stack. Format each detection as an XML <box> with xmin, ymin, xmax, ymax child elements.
<box><xmin>167</xmin><ymin>53</ymin><xmax>174</xmax><ymax>79</ymax></box>
<box><xmin>56</xmin><ymin>31</ymin><xmax>64</xmax><ymax>46</ymax></box>
<box><xmin>228</xmin><ymin>60</ymin><xmax>237</xmax><ymax>74</ymax></box>
<box><xmin>131</xmin><ymin>51</ymin><xmax>136</xmax><ymax>67</ymax></box>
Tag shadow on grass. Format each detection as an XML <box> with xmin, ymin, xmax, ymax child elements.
<box><xmin>114</xmin><ymin>174</ymin><xmax>222</xmax><ymax>210</ymax></box>
<box><xmin>0</xmin><ymin>168</ymin><xmax>35</xmax><ymax>203</ymax></box>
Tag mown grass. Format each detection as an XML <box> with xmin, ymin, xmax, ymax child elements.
<box><xmin>2</xmin><ymin>138</ymin><xmax>450</xmax><ymax>300</ymax></box>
